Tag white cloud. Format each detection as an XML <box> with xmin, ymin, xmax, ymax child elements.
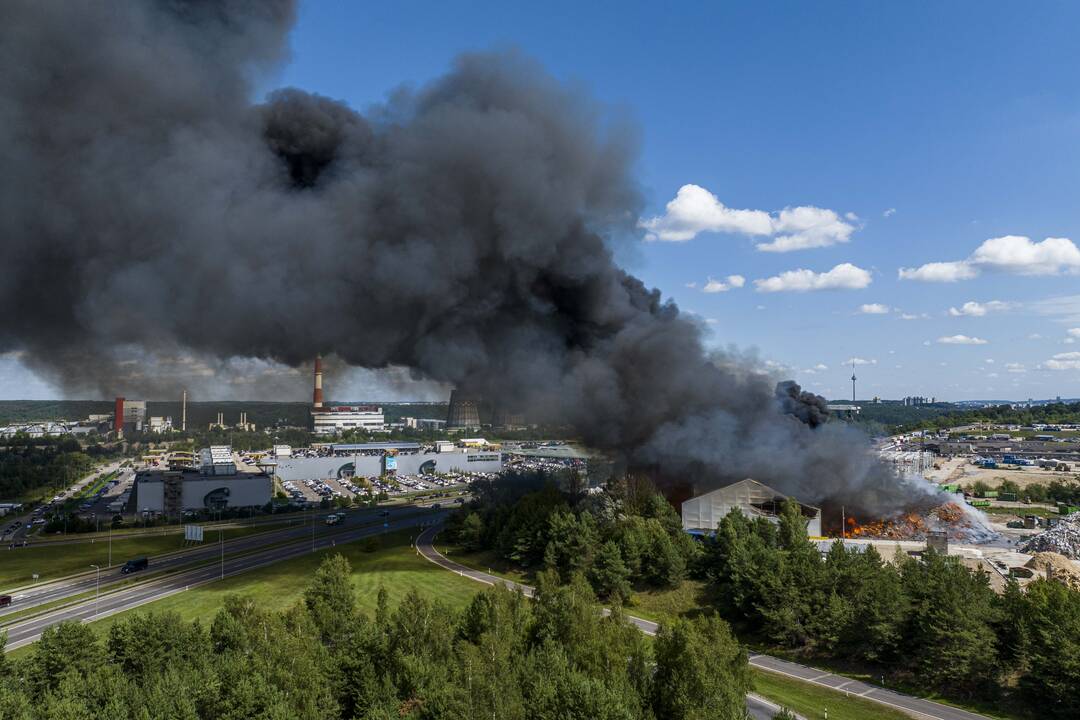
<box><xmin>858</xmin><ymin>303</ymin><xmax>890</xmax><ymax>314</ymax></box>
<box><xmin>937</xmin><ymin>334</ymin><xmax>989</xmax><ymax>345</ymax></box>
<box><xmin>1029</xmin><ymin>333</ymin><xmax>1044</xmax><ymax>340</ymax></box>
<box><xmin>970</xmin><ymin>235</ymin><xmax>1080</xmax><ymax>275</ymax></box>
<box><xmin>702</xmin><ymin>274</ymin><xmax>745</xmax><ymax>293</ymax></box>
<box><xmin>846</xmin><ymin>357</ymin><xmax>877</xmax><ymax>366</ymax></box>
<box><xmin>898</xmin><ymin>261</ymin><xmax>979</xmax><ymax>282</ymax></box>
<box><xmin>640</xmin><ymin>184</ymin><xmax>856</xmax><ymax>251</ymax></box>
<box><xmin>684</xmin><ymin>282</ymin><xmax>697</xmax><ymax>289</ymax></box>
<box><xmin>1043</xmin><ymin>352</ymin><xmax>1080</xmax><ymax>371</ymax></box>
<box><xmin>899</xmin><ymin>312</ymin><xmax>927</xmax><ymax>320</ymax></box>
<box><xmin>883</xmin><ymin>208</ymin><xmax>896</xmax><ymax>218</ymax></box>
<box><xmin>1068</xmin><ymin>328</ymin><xmax>1080</xmax><ymax>338</ymax></box>
<box><xmin>987</xmin><ymin>372</ymin><xmax>999</xmax><ymax>378</ymax></box>
<box><xmin>813</xmin><ymin>363</ymin><xmax>828</xmax><ymax>371</ymax></box>
<box><xmin>900</xmin><ymin>235</ymin><xmax>1080</xmax><ymax>282</ymax></box>
<box><xmin>947</xmin><ymin>300</ymin><xmax>1013</xmax><ymax>317</ymax></box>
<box><xmin>1006</xmin><ymin>362</ymin><xmax>1027</xmax><ymax>373</ymax></box>
<box><xmin>1065</xmin><ymin>337</ymin><xmax>1076</xmax><ymax>345</ymax></box>
<box><xmin>754</xmin><ymin>263</ymin><xmax>872</xmax><ymax>292</ymax></box>
<box><xmin>985</xmin><ymin>359</ymin><xmax>995</xmax><ymax>364</ymax></box>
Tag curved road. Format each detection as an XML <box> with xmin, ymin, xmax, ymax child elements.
<box><xmin>415</xmin><ymin>526</ymin><xmax>992</xmax><ymax>720</ymax></box>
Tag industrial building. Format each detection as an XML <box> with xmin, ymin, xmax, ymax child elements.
<box><xmin>114</xmin><ymin>397</ymin><xmax>147</xmax><ymax>434</ymax></box>
<box><xmin>308</xmin><ymin>355</ymin><xmax>386</xmax><ymax>434</ymax></box>
<box><xmin>681</xmin><ymin>478</ymin><xmax>822</xmax><ymax>537</ymax></box>
<box><xmin>135</xmin><ymin>445</ymin><xmax>272</xmax><ymax>513</ymax></box>
<box><xmin>446</xmin><ymin>390</ymin><xmax>481</xmax><ymax>430</ymax></box>
<box><xmin>275</xmin><ymin>441</ymin><xmax>503</xmax><ymax>482</ymax></box>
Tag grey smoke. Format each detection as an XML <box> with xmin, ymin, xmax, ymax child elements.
<box><xmin>0</xmin><ymin>0</ymin><xmax>935</xmax><ymax>518</ymax></box>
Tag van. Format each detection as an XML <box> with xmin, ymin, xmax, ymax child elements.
<box><xmin>121</xmin><ymin>557</ymin><xmax>148</xmax><ymax>574</ymax></box>
<box><xmin>0</xmin><ymin>595</ymin><xmax>12</xmax><ymax>607</ymax></box>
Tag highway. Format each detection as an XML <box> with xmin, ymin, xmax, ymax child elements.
<box><xmin>414</xmin><ymin>526</ymin><xmax>991</xmax><ymax>720</ymax></box>
<box><xmin>4</xmin><ymin>510</ymin><xmax>442</xmax><ymax>651</ymax></box>
<box><xmin>0</xmin><ymin>505</ymin><xmax>431</xmax><ymax>620</ymax></box>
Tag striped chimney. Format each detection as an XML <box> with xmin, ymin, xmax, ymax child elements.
<box><xmin>313</xmin><ymin>355</ymin><xmax>324</xmax><ymax>408</ymax></box>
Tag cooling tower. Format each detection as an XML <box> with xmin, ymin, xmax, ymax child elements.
<box><xmin>446</xmin><ymin>390</ymin><xmax>481</xmax><ymax>429</ymax></box>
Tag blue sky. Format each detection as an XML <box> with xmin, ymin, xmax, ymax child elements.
<box><xmin>7</xmin><ymin>1</ymin><xmax>1080</xmax><ymax>401</ymax></box>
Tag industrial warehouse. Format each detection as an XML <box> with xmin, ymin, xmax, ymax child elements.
<box><xmin>681</xmin><ymin>478</ymin><xmax>823</xmax><ymax>537</ymax></box>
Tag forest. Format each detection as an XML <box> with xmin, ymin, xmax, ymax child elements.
<box><xmin>0</xmin><ymin>556</ymin><xmax>749</xmax><ymax>720</ymax></box>
<box><xmin>449</xmin><ymin>473</ymin><xmax>1080</xmax><ymax>718</ymax></box>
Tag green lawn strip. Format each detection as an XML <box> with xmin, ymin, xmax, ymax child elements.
<box><xmin>28</xmin><ymin>516</ymin><xmax>304</xmax><ymax>544</ymax></box>
<box><xmin>751</xmin><ymin>668</ymin><xmax>911</xmax><ymax>720</ymax></box>
<box><xmin>982</xmin><ymin>506</ymin><xmax>1058</xmax><ymax>518</ymax></box>
<box><xmin>434</xmin><ymin>542</ymin><xmax>533</xmax><ymax>585</ymax></box>
<box><xmin>6</xmin><ymin>530</ymin><xmax>482</xmax><ymax>658</ymax></box>
<box><xmin>0</xmin><ymin>523</ymin><xmax>297</xmax><ymax>590</ymax></box>
<box><xmin>755</xmin><ymin>647</ymin><xmax>1022</xmax><ymax>720</ymax></box>
<box><xmin>76</xmin><ymin>471</ymin><xmax>118</xmax><ymax>500</ymax></box>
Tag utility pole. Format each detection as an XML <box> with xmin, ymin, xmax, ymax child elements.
<box><xmin>90</xmin><ymin>564</ymin><xmax>100</xmax><ymax>618</ymax></box>
<box><xmin>851</xmin><ymin>360</ymin><xmax>857</xmax><ymax>404</ymax></box>
<box><xmin>220</xmin><ymin>526</ymin><xmax>224</xmax><ymax>580</ymax></box>
<box><xmin>108</xmin><ymin>522</ymin><xmax>112</xmax><ymax>568</ymax></box>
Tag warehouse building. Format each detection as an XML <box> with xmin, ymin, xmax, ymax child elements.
<box><xmin>681</xmin><ymin>478</ymin><xmax>822</xmax><ymax>537</ymax></box>
<box><xmin>312</xmin><ymin>405</ymin><xmax>385</xmax><ymax>435</ymax></box>
<box><xmin>135</xmin><ymin>445</ymin><xmax>271</xmax><ymax>514</ymax></box>
<box><xmin>275</xmin><ymin>442</ymin><xmax>502</xmax><ymax>482</ymax></box>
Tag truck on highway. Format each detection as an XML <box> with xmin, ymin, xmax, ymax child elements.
<box><xmin>325</xmin><ymin>513</ymin><xmax>343</xmax><ymax>526</ymax></box>
<box><xmin>121</xmin><ymin>557</ymin><xmax>148</xmax><ymax>574</ymax></box>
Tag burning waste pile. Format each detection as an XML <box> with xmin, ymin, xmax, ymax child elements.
<box><xmin>0</xmin><ymin>0</ymin><xmax>959</xmax><ymax>524</ymax></box>
<box><xmin>1021</xmin><ymin>513</ymin><xmax>1080</xmax><ymax>560</ymax></box>
<box><xmin>845</xmin><ymin>501</ymin><xmax>999</xmax><ymax>544</ymax></box>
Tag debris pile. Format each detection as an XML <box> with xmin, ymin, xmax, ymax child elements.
<box><xmin>1025</xmin><ymin>552</ymin><xmax>1080</xmax><ymax>590</ymax></box>
<box><xmin>844</xmin><ymin>502</ymin><xmax>999</xmax><ymax>543</ymax></box>
<box><xmin>1021</xmin><ymin>513</ymin><xmax>1080</xmax><ymax>559</ymax></box>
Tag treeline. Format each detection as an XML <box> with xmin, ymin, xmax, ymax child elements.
<box><xmin>973</xmin><ymin>478</ymin><xmax>1080</xmax><ymax>506</ymax></box>
<box><xmin>453</xmin><ymin>474</ymin><xmax>1080</xmax><ymax>717</ymax></box>
<box><xmin>0</xmin><ymin>438</ymin><xmax>115</xmax><ymax>500</ymax></box>
<box><xmin>0</xmin><ymin>555</ymin><xmax>750</xmax><ymax>720</ymax></box>
<box><xmin>897</xmin><ymin>401</ymin><xmax>1080</xmax><ymax>433</ymax></box>
<box><xmin>703</xmin><ymin>502</ymin><xmax>1080</xmax><ymax>717</ymax></box>
<box><xmin>447</xmin><ymin>472</ymin><xmax>700</xmax><ymax>602</ymax></box>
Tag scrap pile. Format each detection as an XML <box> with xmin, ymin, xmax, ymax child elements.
<box><xmin>1021</xmin><ymin>513</ymin><xmax>1080</xmax><ymax>559</ymax></box>
<box><xmin>845</xmin><ymin>502</ymin><xmax>997</xmax><ymax>542</ymax></box>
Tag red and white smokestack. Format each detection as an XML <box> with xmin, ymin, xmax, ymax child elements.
<box><xmin>114</xmin><ymin>397</ymin><xmax>125</xmax><ymax>433</ymax></box>
<box><xmin>313</xmin><ymin>355</ymin><xmax>324</xmax><ymax>409</ymax></box>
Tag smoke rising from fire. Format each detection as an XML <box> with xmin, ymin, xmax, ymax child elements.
<box><xmin>0</xmin><ymin>0</ymin><xmax>936</xmax><ymax>516</ymax></box>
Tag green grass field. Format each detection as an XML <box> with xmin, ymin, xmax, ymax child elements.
<box><xmin>0</xmin><ymin>523</ymin><xmax>293</xmax><ymax>590</ymax></box>
<box><xmin>752</xmin><ymin>669</ymin><xmax>912</xmax><ymax>720</ymax></box>
<box><xmin>54</xmin><ymin>530</ymin><xmax>482</xmax><ymax>643</ymax></box>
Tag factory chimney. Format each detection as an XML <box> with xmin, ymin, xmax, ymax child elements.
<box><xmin>114</xmin><ymin>396</ymin><xmax>125</xmax><ymax>434</ymax></box>
<box><xmin>312</xmin><ymin>355</ymin><xmax>324</xmax><ymax>409</ymax></box>
<box><xmin>181</xmin><ymin>390</ymin><xmax>187</xmax><ymax>431</ymax></box>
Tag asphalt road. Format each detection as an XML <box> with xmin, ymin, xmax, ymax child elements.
<box><xmin>414</xmin><ymin>526</ymin><xmax>991</xmax><ymax>720</ymax></box>
<box><xmin>0</xmin><ymin>505</ymin><xmax>428</xmax><ymax>620</ymax></box>
<box><xmin>4</xmin><ymin>511</ymin><xmax>442</xmax><ymax>651</ymax></box>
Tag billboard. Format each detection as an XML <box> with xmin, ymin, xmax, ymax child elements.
<box><xmin>183</xmin><ymin>524</ymin><xmax>204</xmax><ymax>542</ymax></box>
<box><xmin>383</xmin><ymin>454</ymin><xmax>397</xmax><ymax>473</ymax></box>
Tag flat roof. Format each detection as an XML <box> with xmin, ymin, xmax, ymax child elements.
<box><xmin>330</xmin><ymin>442</ymin><xmax>422</xmax><ymax>451</ymax></box>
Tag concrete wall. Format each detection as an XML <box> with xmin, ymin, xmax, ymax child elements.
<box><xmin>137</xmin><ymin>475</ymin><xmax>271</xmax><ymax>512</ymax></box>
<box><xmin>275</xmin><ymin>451</ymin><xmax>503</xmax><ymax>482</ymax></box>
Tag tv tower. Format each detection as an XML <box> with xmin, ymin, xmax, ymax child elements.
<box><xmin>851</xmin><ymin>360</ymin><xmax>857</xmax><ymax>403</ymax></box>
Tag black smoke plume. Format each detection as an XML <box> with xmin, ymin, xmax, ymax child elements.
<box><xmin>0</xmin><ymin>0</ymin><xmax>938</xmax><ymax>518</ymax></box>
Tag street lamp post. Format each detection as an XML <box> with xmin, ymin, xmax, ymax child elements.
<box><xmin>90</xmin><ymin>564</ymin><xmax>100</xmax><ymax>618</ymax></box>
<box><xmin>108</xmin><ymin>522</ymin><xmax>112</xmax><ymax>568</ymax></box>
